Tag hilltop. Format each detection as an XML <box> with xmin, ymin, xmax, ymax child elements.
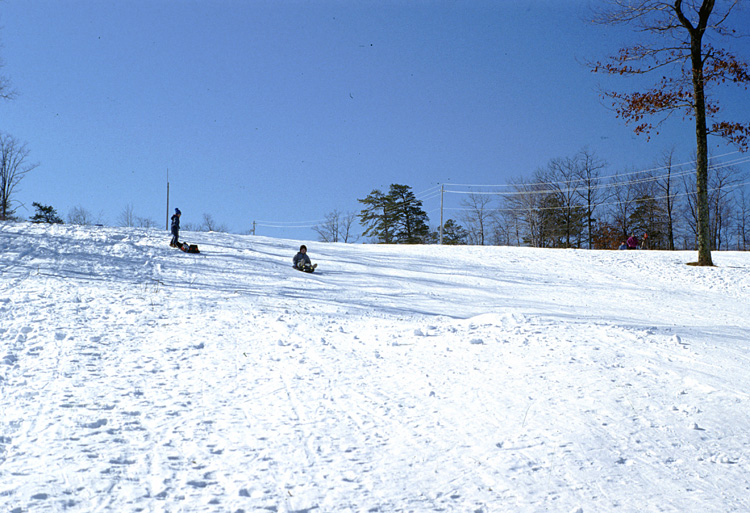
<box><xmin>1</xmin><ymin>222</ymin><xmax>749</xmax><ymax>512</ymax></box>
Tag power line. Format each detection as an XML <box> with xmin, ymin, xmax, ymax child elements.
<box><xmin>252</xmin><ymin>154</ymin><xmax>750</xmax><ymax>232</ymax></box>
<box><xmin>432</xmin><ymin>178</ymin><xmax>750</xmax><ymax>215</ymax></box>
<box><xmin>435</xmin><ymin>155</ymin><xmax>750</xmax><ymax>198</ymax></box>
<box><xmin>255</xmin><ymin>220</ymin><xmax>326</xmax><ymax>229</ymax></box>
<box><xmin>443</xmin><ymin>150</ymin><xmax>743</xmax><ymax>189</ymax></box>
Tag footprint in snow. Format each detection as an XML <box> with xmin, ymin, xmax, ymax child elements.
<box><xmin>673</xmin><ymin>334</ymin><xmax>689</xmax><ymax>347</ymax></box>
<box><xmin>81</xmin><ymin>419</ymin><xmax>108</xmax><ymax>429</ymax></box>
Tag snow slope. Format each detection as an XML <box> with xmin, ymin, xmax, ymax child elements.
<box><xmin>1</xmin><ymin>222</ymin><xmax>749</xmax><ymax>513</ymax></box>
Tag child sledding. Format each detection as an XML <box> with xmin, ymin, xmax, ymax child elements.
<box><xmin>169</xmin><ymin>208</ymin><xmax>200</xmax><ymax>253</ymax></box>
<box><xmin>293</xmin><ymin>245</ymin><xmax>317</xmax><ymax>273</ymax></box>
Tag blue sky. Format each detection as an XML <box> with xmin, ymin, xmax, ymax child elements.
<box><xmin>2</xmin><ymin>0</ymin><xmax>749</xmax><ymax>241</ymax></box>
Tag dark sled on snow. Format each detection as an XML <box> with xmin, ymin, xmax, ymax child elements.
<box><xmin>172</xmin><ymin>241</ymin><xmax>200</xmax><ymax>253</ymax></box>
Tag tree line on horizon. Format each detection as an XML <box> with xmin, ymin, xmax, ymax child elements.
<box><xmin>23</xmin><ymin>201</ymin><xmax>231</xmax><ymax>234</ymax></box>
<box><xmin>310</xmin><ymin>144</ymin><xmax>748</xmax><ymax>251</ymax></box>
<box><xmin>448</xmin><ymin>148</ymin><xmax>748</xmax><ymax>251</ymax></box>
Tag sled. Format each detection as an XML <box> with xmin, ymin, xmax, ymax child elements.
<box><xmin>173</xmin><ymin>241</ymin><xmax>200</xmax><ymax>254</ymax></box>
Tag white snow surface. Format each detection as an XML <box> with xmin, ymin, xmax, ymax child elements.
<box><xmin>1</xmin><ymin>222</ymin><xmax>749</xmax><ymax>513</ymax></box>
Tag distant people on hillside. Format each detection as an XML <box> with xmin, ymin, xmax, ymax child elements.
<box><xmin>626</xmin><ymin>234</ymin><xmax>639</xmax><ymax>250</ymax></box>
<box><xmin>293</xmin><ymin>245</ymin><xmax>317</xmax><ymax>273</ymax></box>
<box><xmin>640</xmin><ymin>232</ymin><xmax>649</xmax><ymax>249</ymax></box>
<box><xmin>170</xmin><ymin>208</ymin><xmax>181</xmax><ymax>247</ymax></box>
<box><xmin>618</xmin><ymin>241</ymin><xmax>628</xmax><ymax>250</ymax></box>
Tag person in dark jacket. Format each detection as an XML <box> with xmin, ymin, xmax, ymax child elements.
<box><xmin>293</xmin><ymin>245</ymin><xmax>317</xmax><ymax>272</ymax></box>
<box><xmin>626</xmin><ymin>234</ymin><xmax>639</xmax><ymax>249</ymax></box>
<box><xmin>170</xmin><ymin>208</ymin><xmax>181</xmax><ymax>247</ymax></box>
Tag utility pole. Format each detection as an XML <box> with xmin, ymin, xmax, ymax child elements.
<box><xmin>166</xmin><ymin>169</ymin><xmax>170</xmax><ymax>230</ymax></box>
<box><xmin>439</xmin><ymin>184</ymin><xmax>444</xmax><ymax>245</ymax></box>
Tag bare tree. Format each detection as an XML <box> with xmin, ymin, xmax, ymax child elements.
<box><xmin>708</xmin><ymin>162</ymin><xmax>745</xmax><ymax>250</ymax></box>
<box><xmin>200</xmin><ymin>213</ymin><xmax>228</xmax><ymax>232</ymax></box>
<box><xmin>490</xmin><ymin>209</ymin><xmax>516</xmax><ymax>246</ymax></box>
<box><xmin>575</xmin><ymin>149</ymin><xmax>608</xmax><ymax>249</ymax></box>
<box><xmin>630</xmin><ymin>172</ymin><xmax>671</xmax><ymax>249</ymax></box>
<box><xmin>460</xmin><ymin>191</ymin><xmax>495</xmax><ymax>245</ymax></box>
<box><xmin>0</xmin><ymin>78</ymin><xmax>12</xmax><ymax>101</ymax></box>
<box><xmin>0</xmin><ymin>133</ymin><xmax>38</xmax><ymax>221</ymax></box>
<box><xmin>682</xmin><ymin>156</ymin><xmax>747</xmax><ymax>250</ymax></box>
<box><xmin>314</xmin><ymin>210</ymin><xmax>339</xmax><ymax>242</ymax></box>
<box><xmin>651</xmin><ymin>149</ymin><xmax>680</xmax><ymax>250</ymax></box>
<box><xmin>136</xmin><ymin>216</ymin><xmax>156</xmax><ymax>228</ymax></box>
<box><xmin>593</xmin><ymin>0</ymin><xmax>750</xmax><ymax>265</ymax></box>
<box><xmin>544</xmin><ymin>156</ymin><xmax>586</xmax><ymax>248</ymax></box>
<box><xmin>340</xmin><ymin>211</ymin><xmax>359</xmax><ymax>243</ymax></box>
<box><xmin>118</xmin><ymin>204</ymin><xmax>137</xmax><ymax>227</ymax></box>
<box><xmin>609</xmin><ymin>169</ymin><xmax>641</xmax><ymax>242</ymax></box>
<box><xmin>67</xmin><ymin>205</ymin><xmax>102</xmax><ymax>225</ymax></box>
<box><xmin>118</xmin><ymin>204</ymin><xmax>156</xmax><ymax>228</ymax></box>
<box><xmin>0</xmin><ymin>50</ymin><xmax>16</xmax><ymax>102</ymax></box>
<box><xmin>734</xmin><ymin>187</ymin><xmax>750</xmax><ymax>250</ymax></box>
<box><xmin>506</xmin><ymin>175</ymin><xmax>547</xmax><ymax>248</ymax></box>
<box><xmin>315</xmin><ymin>210</ymin><xmax>359</xmax><ymax>243</ymax></box>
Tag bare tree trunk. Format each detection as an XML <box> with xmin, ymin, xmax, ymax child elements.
<box><xmin>692</xmin><ymin>45</ymin><xmax>713</xmax><ymax>264</ymax></box>
<box><xmin>653</xmin><ymin>149</ymin><xmax>677</xmax><ymax>251</ymax></box>
<box><xmin>677</xmin><ymin>0</ymin><xmax>714</xmax><ymax>265</ymax></box>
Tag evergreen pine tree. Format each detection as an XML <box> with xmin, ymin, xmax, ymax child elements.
<box><xmin>440</xmin><ymin>219</ymin><xmax>468</xmax><ymax>245</ymax></box>
<box><xmin>388</xmin><ymin>184</ymin><xmax>429</xmax><ymax>244</ymax></box>
<box><xmin>29</xmin><ymin>202</ymin><xmax>64</xmax><ymax>224</ymax></box>
<box><xmin>358</xmin><ymin>189</ymin><xmax>396</xmax><ymax>243</ymax></box>
<box><xmin>358</xmin><ymin>184</ymin><xmax>430</xmax><ymax>244</ymax></box>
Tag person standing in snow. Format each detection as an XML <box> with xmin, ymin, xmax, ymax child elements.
<box><xmin>626</xmin><ymin>234</ymin><xmax>639</xmax><ymax>249</ymax></box>
<box><xmin>170</xmin><ymin>208</ymin><xmax>181</xmax><ymax>247</ymax></box>
<box><xmin>293</xmin><ymin>245</ymin><xmax>317</xmax><ymax>272</ymax></box>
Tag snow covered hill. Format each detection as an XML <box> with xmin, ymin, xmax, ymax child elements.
<box><xmin>1</xmin><ymin>222</ymin><xmax>749</xmax><ymax>513</ymax></box>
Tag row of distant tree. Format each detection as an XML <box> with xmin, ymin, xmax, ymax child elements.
<box><xmin>26</xmin><ymin>202</ymin><xmax>229</xmax><ymax>233</ymax></box>
<box><xmin>310</xmin><ymin>145</ymin><xmax>749</xmax><ymax>250</ymax></box>
<box><xmin>463</xmin><ymin>149</ymin><xmax>749</xmax><ymax>251</ymax></box>
<box><xmin>312</xmin><ymin>184</ymin><xmax>466</xmax><ymax>245</ymax></box>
